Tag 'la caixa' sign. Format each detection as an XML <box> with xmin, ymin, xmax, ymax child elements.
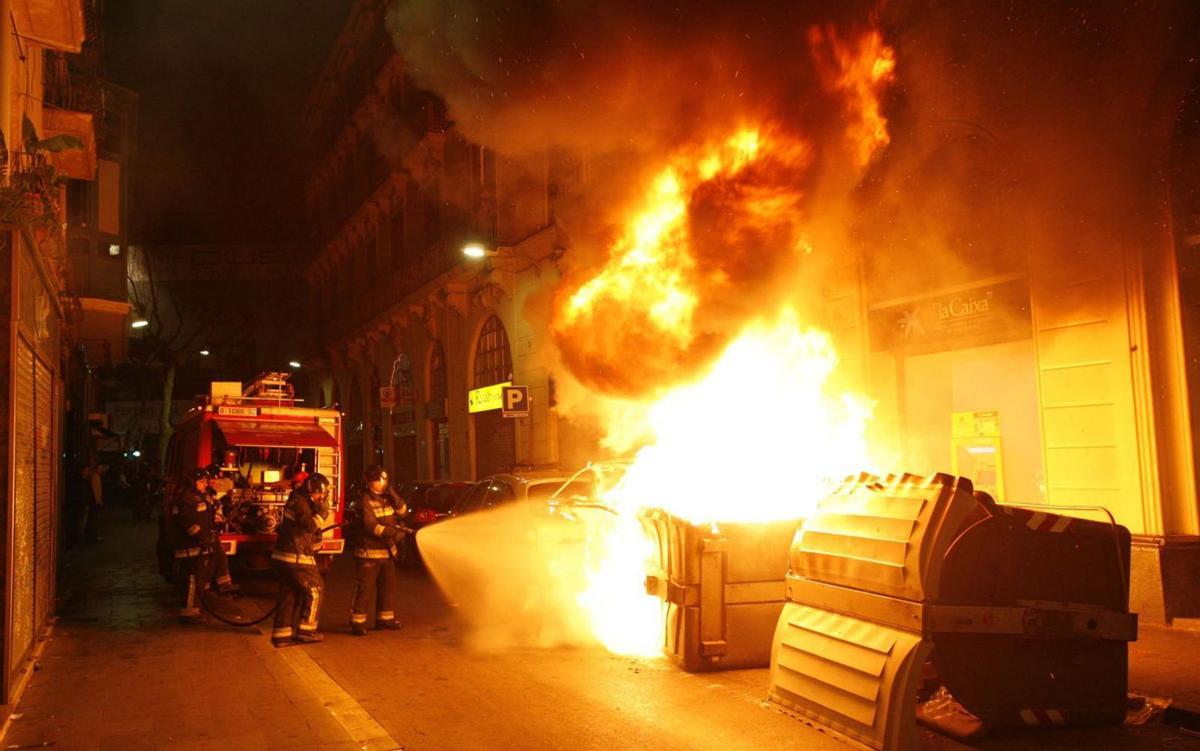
<box><xmin>868</xmin><ymin>278</ymin><xmax>1032</xmax><ymax>355</ymax></box>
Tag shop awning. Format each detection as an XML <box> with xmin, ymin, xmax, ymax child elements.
<box><xmin>43</xmin><ymin>108</ymin><xmax>96</xmax><ymax>180</ymax></box>
<box><xmin>11</xmin><ymin>0</ymin><xmax>85</xmax><ymax>53</ymax></box>
<box><xmin>214</xmin><ymin>419</ymin><xmax>337</xmax><ymax>449</ymax></box>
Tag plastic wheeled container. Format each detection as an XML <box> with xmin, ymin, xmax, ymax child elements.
<box><xmin>640</xmin><ymin>509</ymin><xmax>803</xmax><ymax>672</ymax></box>
<box><xmin>768</xmin><ymin>472</ymin><xmax>1137</xmax><ymax>751</ymax></box>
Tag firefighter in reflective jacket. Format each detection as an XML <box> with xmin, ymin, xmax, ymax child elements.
<box><xmin>203</xmin><ymin>464</ymin><xmax>238</xmax><ymax>594</ymax></box>
<box><xmin>171</xmin><ymin>468</ymin><xmax>215</xmax><ymax>624</ymax></box>
<box><xmin>349</xmin><ymin>465</ymin><xmax>408</xmax><ymax>636</ymax></box>
<box><xmin>269</xmin><ymin>473</ymin><xmax>331</xmax><ymax>647</ymax></box>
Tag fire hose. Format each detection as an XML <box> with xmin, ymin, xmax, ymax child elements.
<box><xmin>199</xmin><ymin>522</ymin><xmax>345</xmax><ymax>628</ymax></box>
<box><xmin>197</xmin><ymin>522</ymin><xmax>414</xmax><ymax>628</ymax></box>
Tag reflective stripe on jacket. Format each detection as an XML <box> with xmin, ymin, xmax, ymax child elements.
<box><xmin>352</xmin><ymin>489</ymin><xmax>406</xmax><ymax>559</ymax></box>
<box><xmin>171</xmin><ymin>488</ymin><xmax>213</xmax><ymax>553</ymax></box>
<box><xmin>272</xmin><ymin>489</ymin><xmax>324</xmax><ymax>569</ymax></box>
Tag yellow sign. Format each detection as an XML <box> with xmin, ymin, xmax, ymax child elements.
<box><xmin>951</xmin><ymin>409</ymin><xmax>1000</xmax><ymax>438</ymax></box>
<box><xmin>468</xmin><ymin>381</ymin><xmax>511</xmax><ymax>413</ymax></box>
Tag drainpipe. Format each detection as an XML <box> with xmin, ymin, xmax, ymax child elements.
<box><xmin>0</xmin><ymin>0</ymin><xmax>13</xmax><ymax>163</ymax></box>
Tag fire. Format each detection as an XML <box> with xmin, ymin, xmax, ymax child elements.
<box><xmin>811</xmin><ymin>27</ymin><xmax>897</xmax><ymax>166</ymax></box>
<box><xmin>554</xmin><ymin>29</ymin><xmax>896</xmax><ymax>656</ymax></box>
<box><xmin>553</xmin><ymin>125</ymin><xmax>814</xmax><ymax>396</ymax></box>
<box><xmin>576</xmin><ymin>311</ymin><xmax>874</xmax><ymax>655</ymax></box>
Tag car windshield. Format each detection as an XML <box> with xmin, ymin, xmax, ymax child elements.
<box><xmin>530</xmin><ymin>480</ymin><xmax>591</xmax><ymax>503</ymax></box>
<box><xmin>425</xmin><ymin>484</ymin><xmax>468</xmax><ymax>512</ymax></box>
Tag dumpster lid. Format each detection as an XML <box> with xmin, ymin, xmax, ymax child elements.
<box><xmin>214</xmin><ymin>418</ymin><xmax>337</xmax><ymax>449</ymax></box>
<box><xmin>791</xmin><ymin>472</ymin><xmax>977</xmax><ymax>603</ymax></box>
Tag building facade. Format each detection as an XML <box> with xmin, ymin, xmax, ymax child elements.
<box><xmin>306</xmin><ymin>1</ymin><xmax>1200</xmax><ymax>625</ymax></box>
<box><xmin>302</xmin><ymin>0</ymin><xmax>572</xmax><ymax>489</ymax></box>
<box><xmin>0</xmin><ymin>0</ymin><xmax>99</xmax><ymax>705</ymax></box>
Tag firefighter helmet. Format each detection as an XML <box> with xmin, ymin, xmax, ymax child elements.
<box><xmin>187</xmin><ymin>467</ymin><xmax>212</xmax><ymax>484</ymax></box>
<box><xmin>364</xmin><ymin>465</ymin><xmax>388</xmax><ymax>483</ymax></box>
<box><xmin>303</xmin><ymin>473</ymin><xmax>331</xmax><ymax>498</ymax></box>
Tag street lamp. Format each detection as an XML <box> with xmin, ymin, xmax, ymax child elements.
<box><xmin>289</xmin><ymin>360</ymin><xmax>302</xmax><ymax>369</ymax></box>
<box><xmin>199</xmin><ymin>349</ymin><xmax>210</xmax><ymax>356</ymax></box>
<box><xmin>131</xmin><ymin>319</ymin><xmax>149</xmax><ymax>329</ymax></box>
<box><xmin>462</xmin><ymin>242</ymin><xmax>492</xmax><ymax>259</ymax></box>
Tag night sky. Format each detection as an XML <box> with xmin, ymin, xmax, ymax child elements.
<box><xmin>102</xmin><ymin>1</ymin><xmax>352</xmax><ymax>244</ymax></box>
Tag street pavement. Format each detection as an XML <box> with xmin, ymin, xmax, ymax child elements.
<box><xmin>3</xmin><ymin>511</ymin><xmax>1199</xmax><ymax>750</ymax></box>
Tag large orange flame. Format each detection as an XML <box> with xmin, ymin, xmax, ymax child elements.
<box><xmin>553</xmin><ymin>29</ymin><xmax>897</xmax><ymax>656</ymax></box>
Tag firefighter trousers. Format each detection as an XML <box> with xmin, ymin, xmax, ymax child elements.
<box><xmin>272</xmin><ymin>565</ymin><xmax>323</xmax><ymax>642</ymax></box>
<box><xmin>350</xmin><ymin>558</ymin><xmax>398</xmax><ymax>626</ymax></box>
<box><xmin>210</xmin><ymin>543</ymin><xmax>233</xmax><ymax>590</ymax></box>
<box><xmin>176</xmin><ymin>553</ymin><xmax>211</xmax><ymax>619</ymax></box>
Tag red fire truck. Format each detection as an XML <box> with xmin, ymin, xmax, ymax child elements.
<box><xmin>159</xmin><ymin>373</ymin><xmax>345</xmax><ymax>571</ymax></box>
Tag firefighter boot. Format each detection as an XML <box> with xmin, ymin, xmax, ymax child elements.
<box><xmin>350</xmin><ymin>622</ymin><xmax>368</xmax><ymax>637</ymax></box>
<box><xmin>292</xmin><ymin>631</ymin><xmax>325</xmax><ymax>645</ymax></box>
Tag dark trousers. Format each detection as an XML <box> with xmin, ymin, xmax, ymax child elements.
<box><xmin>175</xmin><ymin>554</ymin><xmax>210</xmax><ymax>618</ymax></box>
<box><xmin>272</xmin><ymin>565</ymin><xmax>323</xmax><ymax>642</ymax></box>
<box><xmin>351</xmin><ymin>558</ymin><xmax>397</xmax><ymax>626</ymax></box>
<box><xmin>210</xmin><ymin>544</ymin><xmax>232</xmax><ymax>590</ymax></box>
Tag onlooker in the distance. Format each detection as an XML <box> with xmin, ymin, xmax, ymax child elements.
<box><xmin>66</xmin><ymin>464</ymin><xmax>95</xmax><ymax>548</ymax></box>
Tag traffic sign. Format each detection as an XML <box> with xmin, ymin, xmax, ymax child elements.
<box><xmin>379</xmin><ymin>386</ymin><xmax>397</xmax><ymax>409</ymax></box>
<box><xmin>501</xmin><ymin>385</ymin><xmax>529</xmax><ymax>418</ymax></box>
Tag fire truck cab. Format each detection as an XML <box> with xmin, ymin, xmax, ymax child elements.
<box><xmin>161</xmin><ymin>373</ymin><xmax>345</xmax><ymax>566</ymax></box>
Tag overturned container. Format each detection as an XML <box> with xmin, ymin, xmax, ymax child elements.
<box><xmin>641</xmin><ymin>509</ymin><xmax>802</xmax><ymax>672</ymax></box>
<box><xmin>768</xmin><ymin>472</ymin><xmax>1137</xmax><ymax>751</ymax></box>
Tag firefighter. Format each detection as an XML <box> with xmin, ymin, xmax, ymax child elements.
<box><xmin>203</xmin><ymin>464</ymin><xmax>238</xmax><ymax>595</ymax></box>
<box><xmin>269</xmin><ymin>473</ymin><xmax>331</xmax><ymax>647</ymax></box>
<box><xmin>349</xmin><ymin>465</ymin><xmax>408</xmax><ymax>636</ymax></box>
<box><xmin>171</xmin><ymin>468</ymin><xmax>215</xmax><ymax>624</ymax></box>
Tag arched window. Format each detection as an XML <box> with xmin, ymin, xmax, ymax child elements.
<box><xmin>472</xmin><ymin>315</ymin><xmax>512</xmax><ymax>388</ymax></box>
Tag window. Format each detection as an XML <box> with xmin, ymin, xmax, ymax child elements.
<box><xmin>485</xmin><ymin>480</ymin><xmax>515</xmax><ymax>507</ymax></box>
<box><xmin>454</xmin><ymin>481</ymin><xmax>489</xmax><ymax>515</ymax></box>
<box><xmin>429</xmin><ymin>341</ymin><xmax>447</xmax><ymax>403</ymax></box>
<box><xmin>390</xmin><ymin>208</ymin><xmax>405</xmax><ymax>271</ymax></box>
<box><xmin>472</xmin><ymin>316</ymin><xmax>512</xmax><ymax>388</ymax></box>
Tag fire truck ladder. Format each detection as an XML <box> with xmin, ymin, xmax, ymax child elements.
<box><xmin>241</xmin><ymin>372</ymin><xmax>297</xmax><ymax>405</ymax></box>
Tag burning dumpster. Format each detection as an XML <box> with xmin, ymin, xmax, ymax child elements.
<box><xmin>768</xmin><ymin>472</ymin><xmax>1137</xmax><ymax>750</ymax></box>
<box><xmin>641</xmin><ymin>509</ymin><xmax>802</xmax><ymax>671</ymax></box>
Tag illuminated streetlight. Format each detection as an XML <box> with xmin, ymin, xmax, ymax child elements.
<box><xmin>131</xmin><ymin>319</ymin><xmax>149</xmax><ymax>329</ymax></box>
<box><xmin>289</xmin><ymin>360</ymin><xmax>302</xmax><ymax>369</ymax></box>
<box><xmin>199</xmin><ymin>349</ymin><xmax>210</xmax><ymax>356</ymax></box>
<box><xmin>462</xmin><ymin>243</ymin><xmax>488</xmax><ymax>259</ymax></box>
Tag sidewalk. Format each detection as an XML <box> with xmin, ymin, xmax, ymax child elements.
<box><xmin>1</xmin><ymin>509</ymin><xmax>395</xmax><ymax>751</ymax></box>
<box><xmin>1131</xmin><ymin>623</ymin><xmax>1200</xmax><ymax>713</ymax></box>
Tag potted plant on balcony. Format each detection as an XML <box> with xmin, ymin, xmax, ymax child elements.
<box><xmin>0</xmin><ymin>114</ymin><xmax>83</xmax><ymax>255</ymax></box>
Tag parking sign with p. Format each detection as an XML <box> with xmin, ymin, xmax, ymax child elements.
<box><xmin>501</xmin><ymin>385</ymin><xmax>529</xmax><ymax>418</ymax></box>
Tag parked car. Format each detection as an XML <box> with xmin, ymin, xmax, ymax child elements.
<box><xmin>450</xmin><ymin>471</ymin><xmax>594</xmax><ymax>517</ymax></box>
<box><xmin>394</xmin><ymin>480</ymin><xmax>473</xmax><ymax>566</ymax></box>
<box><xmin>545</xmin><ymin>459</ymin><xmax>633</xmax><ymax>511</ymax></box>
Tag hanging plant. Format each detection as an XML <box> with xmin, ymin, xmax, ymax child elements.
<box><xmin>0</xmin><ymin>114</ymin><xmax>83</xmax><ymax>254</ymax></box>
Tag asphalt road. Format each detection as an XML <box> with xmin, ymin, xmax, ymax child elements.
<box><xmin>257</xmin><ymin>554</ymin><xmax>1192</xmax><ymax>751</ymax></box>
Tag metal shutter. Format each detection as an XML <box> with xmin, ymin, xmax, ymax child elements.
<box><xmin>33</xmin><ymin>357</ymin><xmax>54</xmax><ymax>629</ymax></box>
<box><xmin>9</xmin><ymin>340</ymin><xmax>35</xmax><ymax>681</ymax></box>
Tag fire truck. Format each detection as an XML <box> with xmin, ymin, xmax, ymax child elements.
<box><xmin>158</xmin><ymin>373</ymin><xmax>345</xmax><ymax>572</ymax></box>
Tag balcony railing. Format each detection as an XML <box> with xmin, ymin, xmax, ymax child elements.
<box><xmin>318</xmin><ymin>241</ymin><xmax>461</xmax><ymax>346</ymax></box>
